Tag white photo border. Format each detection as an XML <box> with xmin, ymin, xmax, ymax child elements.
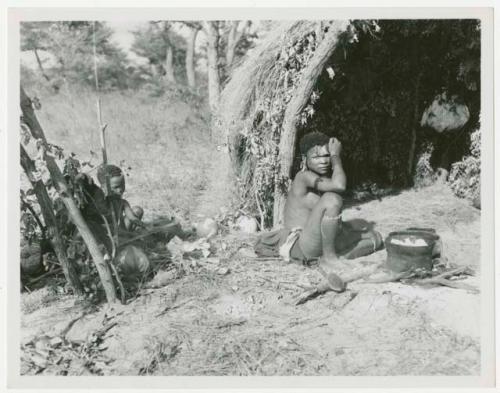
<box><xmin>5</xmin><ymin>5</ymin><xmax>495</xmax><ymax>390</ymax></box>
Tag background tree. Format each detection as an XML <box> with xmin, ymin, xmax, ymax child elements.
<box><xmin>20</xmin><ymin>22</ymin><xmax>52</xmax><ymax>83</ymax></box>
<box><xmin>201</xmin><ymin>20</ymin><xmax>256</xmax><ymax>111</ymax></box>
<box><xmin>182</xmin><ymin>22</ymin><xmax>202</xmax><ymax>89</ymax></box>
<box><xmin>202</xmin><ymin>21</ymin><xmax>222</xmax><ymax>111</ymax></box>
<box><xmin>20</xmin><ymin>21</ymin><xmax>131</xmax><ymax>91</ymax></box>
<box><xmin>225</xmin><ymin>21</ymin><xmax>251</xmax><ymax>69</ymax></box>
<box><xmin>131</xmin><ymin>22</ymin><xmax>187</xmax><ymax>85</ymax></box>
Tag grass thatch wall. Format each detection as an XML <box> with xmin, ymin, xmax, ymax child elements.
<box><xmin>216</xmin><ymin>21</ymin><xmax>329</xmax><ymax>227</ymax></box>
<box><xmin>218</xmin><ymin>21</ymin><xmax>318</xmax><ymax>130</ymax></box>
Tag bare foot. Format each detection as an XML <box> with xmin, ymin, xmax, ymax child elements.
<box><xmin>318</xmin><ymin>257</ymin><xmax>346</xmax><ymax>292</ymax></box>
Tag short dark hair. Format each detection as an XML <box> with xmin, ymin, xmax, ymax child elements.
<box><xmin>299</xmin><ymin>131</ymin><xmax>330</xmax><ymax>156</ymax></box>
<box><xmin>97</xmin><ymin>164</ymin><xmax>123</xmax><ymax>186</ymax></box>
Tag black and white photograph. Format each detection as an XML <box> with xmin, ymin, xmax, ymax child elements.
<box><xmin>4</xmin><ymin>5</ymin><xmax>496</xmax><ymax>389</ymax></box>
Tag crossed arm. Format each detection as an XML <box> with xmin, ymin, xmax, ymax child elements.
<box><xmin>295</xmin><ymin>156</ymin><xmax>346</xmax><ymax>194</ymax></box>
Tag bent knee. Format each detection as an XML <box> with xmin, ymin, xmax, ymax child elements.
<box><xmin>320</xmin><ymin>192</ymin><xmax>343</xmax><ymax>211</ymax></box>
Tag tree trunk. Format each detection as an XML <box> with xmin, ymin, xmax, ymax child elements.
<box><xmin>186</xmin><ymin>27</ymin><xmax>199</xmax><ymax>88</ymax></box>
<box><xmin>226</xmin><ymin>21</ymin><xmax>249</xmax><ymax>68</ymax></box>
<box><xmin>21</xmin><ymin>87</ymin><xmax>117</xmax><ymax>303</ymax></box>
<box><xmin>165</xmin><ymin>44</ymin><xmax>175</xmax><ymax>83</ymax></box>
<box><xmin>315</xmin><ymin>21</ymin><xmax>325</xmax><ymax>43</ymax></box>
<box><xmin>20</xmin><ymin>145</ymin><xmax>83</xmax><ymax>295</ymax></box>
<box><xmin>272</xmin><ymin>21</ymin><xmax>349</xmax><ymax>227</ymax></box>
<box><xmin>408</xmin><ymin>73</ymin><xmax>423</xmax><ymax>182</ymax></box>
<box><xmin>33</xmin><ymin>49</ymin><xmax>51</xmax><ymax>82</ymax></box>
<box><xmin>203</xmin><ymin>22</ymin><xmax>221</xmax><ymax>112</ymax></box>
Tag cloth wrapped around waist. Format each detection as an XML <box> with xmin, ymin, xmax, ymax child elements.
<box><xmin>254</xmin><ymin>219</ymin><xmax>384</xmax><ymax>264</ymax></box>
<box><xmin>254</xmin><ymin>227</ymin><xmax>308</xmax><ymax>264</ymax></box>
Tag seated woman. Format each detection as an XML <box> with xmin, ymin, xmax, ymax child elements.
<box><xmin>255</xmin><ymin>132</ymin><xmax>383</xmax><ymax>291</ymax></box>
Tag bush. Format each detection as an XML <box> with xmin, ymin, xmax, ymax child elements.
<box><xmin>413</xmin><ymin>144</ymin><xmax>437</xmax><ymax>188</ymax></box>
<box><xmin>448</xmin><ymin>129</ymin><xmax>480</xmax><ymax>204</ymax></box>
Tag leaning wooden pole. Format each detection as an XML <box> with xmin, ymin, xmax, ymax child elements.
<box><xmin>272</xmin><ymin>21</ymin><xmax>349</xmax><ymax>227</ymax></box>
<box><xmin>20</xmin><ymin>145</ymin><xmax>84</xmax><ymax>295</ymax></box>
<box><xmin>21</xmin><ymin>86</ymin><xmax>117</xmax><ymax>303</ymax></box>
<box><xmin>92</xmin><ymin>21</ymin><xmax>118</xmax><ymax>249</ymax></box>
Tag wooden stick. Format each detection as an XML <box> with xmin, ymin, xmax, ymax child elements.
<box><xmin>26</xmin><ymin>268</ymin><xmax>63</xmax><ymax>285</ymax></box>
<box><xmin>412</xmin><ymin>277</ymin><xmax>479</xmax><ymax>293</ymax></box>
<box><xmin>410</xmin><ymin>266</ymin><xmax>478</xmax><ymax>293</ymax></box>
<box><xmin>118</xmin><ymin>222</ymin><xmax>180</xmax><ymax>247</ymax></box>
<box><xmin>254</xmin><ymin>188</ymin><xmax>265</xmax><ymax>231</ymax></box>
<box><xmin>20</xmin><ymin>198</ymin><xmax>46</xmax><ymax>235</ymax></box>
<box><xmin>295</xmin><ymin>263</ymin><xmax>383</xmax><ymax>305</ymax></box>
<box><xmin>21</xmin><ymin>87</ymin><xmax>117</xmax><ymax>303</ymax></box>
<box><xmin>20</xmin><ymin>145</ymin><xmax>83</xmax><ymax>294</ymax></box>
<box><xmin>109</xmin><ymin>262</ymin><xmax>126</xmax><ymax>304</ymax></box>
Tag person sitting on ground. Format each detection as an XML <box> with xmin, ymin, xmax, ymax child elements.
<box><xmin>95</xmin><ymin>164</ymin><xmax>192</xmax><ymax>245</ymax></box>
<box><xmin>68</xmin><ymin>165</ymin><xmax>144</xmax><ymax>253</ymax></box>
<box><xmin>255</xmin><ymin>132</ymin><xmax>383</xmax><ymax>291</ymax></box>
<box><xmin>96</xmin><ymin>164</ymin><xmax>145</xmax><ymax>234</ymax></box>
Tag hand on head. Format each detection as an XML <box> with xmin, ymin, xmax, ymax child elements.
<box><xmin>328</xmin><ymin>137</ymin><xmax>342</xmax><ymax>157</ymax></box>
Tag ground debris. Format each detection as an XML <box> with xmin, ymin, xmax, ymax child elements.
<box><xmin>215</xmin><ymin>318</ymin><xmax>247</xmax><ymax>329</ymax></box>
<box><xmin>146</xmin><ymin>268</ymin><xmax>180</xmax><ymax>288</ymax></box>
<box><xmin>155</xmin><ymin>298</ymin><xmax>195</xmax><ymax>317</ymax></box>
<box><xmin>21</xmin><ymin>308</ymin><xmax>120</xmax><ymax>376</ymax></box>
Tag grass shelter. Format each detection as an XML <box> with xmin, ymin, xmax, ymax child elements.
<box><xmin>215</xmin><ymin>19</ymin><xmax>480</xmax><ymax>229</ymax></box>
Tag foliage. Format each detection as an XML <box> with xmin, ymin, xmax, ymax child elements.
<box><xmin>216</xmin><ymin>21</ymin><xmax>259</xmax><ymax>84</ymax></box>
<box><xmin>448</xmin><ymin>129</ymin><xmax>480</xmax><ymax>203</ymax></box>
<box><xmin>21</xmin><ymin>21</ymin><xmax>131</xmax><ymax>91</ymax></box>
<box><xmin>413</xmin><ymin>144</ymin><xmax>437</xmax><ymax>189</ymax></box>
<box><xmin>20</xmin><ymin>82</ymin><xmax>215</xmax><ymax>299</ymax></box>
<box><xmin>20</xmin><ymin>125</ymin><xmax>110</xmax><ymax>298</ymax></box>
<box><xmin>131</xmin><ymin>22</ymin><xmax>188</xmax><ymax>84</ymax></box>
<box><xmin>20</xmin><ymin>188</ymin><xmax>44</xmax><ymax>243</ymax></box>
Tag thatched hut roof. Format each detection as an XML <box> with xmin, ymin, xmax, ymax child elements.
<box><xmin>218</xmin><ymin>21</ymin><xmax>319</xmax><ymax>131</ymax></box>
<box><xmin>216</xmin><ymin>20</ymin><xmax>350</xmax><ymax>227</ymax></box>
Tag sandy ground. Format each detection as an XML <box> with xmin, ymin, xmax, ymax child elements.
<box><xmin>20</xmin><ymin>184</ymin><xmax>481</xmax><ymax>376</ymax></box>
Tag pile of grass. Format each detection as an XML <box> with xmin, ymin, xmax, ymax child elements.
<box><xmin>24</xmin><ymin>85</ymin><xmax>213</xmax><ymax>222</ymax></box>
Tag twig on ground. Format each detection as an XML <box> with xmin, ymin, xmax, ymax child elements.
<box><xmin>119</xmin><ymin>223</ymin><xmax>179</xmax><ymax>247</ymax></box>
<box><xmin>412</xmin><ymin>277</ymin><xmax>479</xmax><ymax>293</ymax></box>
<box><xmin>363</xmin><ymin>270</ymin><xmax>414</xmax><ymax>284</ymax></box>
<box><xmin>155</xmin><ymin>298</ymin><xmax>194</xmax><ymax>317</ymax></box>
<box><xmin>255</xmin><ymin>274</ymin><xmax>307</xmax><ymax>290</ymax></box>
<box><xmin>254</xmin><ymin>188</ymin><xmax>266</xmax><ymax>231</ymax></box>
<box><xmin>216</xmin><ymin>319</ymin><xmax>247</xmax><ymax>329</ymax></box>
<box><xmin>60</xmin><ymin>311</ymin><xmax>89</xmax><ymax>339</ymax></box>
<box><xmin>27</xmin><ymin>268</ymin><xmax>63</xmax><ymax>285</ymax></box>
<box><xmin>295</xmin><ymin>262</ymin><xmax>383</xmax><ymax>305</ymax></box>
<box><xmin>108</xmin><ymin>262</ymin><xmax>126</xmax><ymax>304</ymax></box>
<box><xmin>408</xmin><ymin>266</ymin><xmax>477</xmax><ymax>293</ymax></box>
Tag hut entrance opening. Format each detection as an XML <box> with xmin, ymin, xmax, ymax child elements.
<box><xmin>293</xmin><ymin>19</ymin><xmax>479</xmax><ymax>191</ymax></box>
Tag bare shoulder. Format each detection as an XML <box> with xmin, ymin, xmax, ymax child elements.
<box><xmin>294</xmin><ymin>170</ymin><xmax>317</xmax><ymax>183</ymax></box>
<box><xmin>290</xmin><ymin>171</ymin><xmax>314</xmax><ymax>194</ymax></box>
